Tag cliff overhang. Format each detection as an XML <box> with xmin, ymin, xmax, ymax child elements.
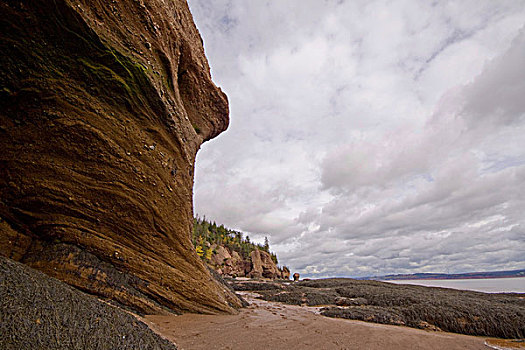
<box><xmin>0</xmin><ymin>0</ymin><xmax>240</xmax><ymax>314</ymax></box>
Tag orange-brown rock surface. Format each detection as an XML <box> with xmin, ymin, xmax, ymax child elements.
<box><xmin>207</xmin><ymin>245</ymin><xmax>287</xmax><ymax>279</ymax></box>
<box><xmin>248</xmin><ymin>249</ymin><xmax>283</xmax><ymax>279</ymax></box>
<box><xmin>0</xmin><ymin>0</ymin><xmax>242</xmax><ymax>315</ymax></box>
<box><xmin>281</xmin><ymin>266</ymin><xmax>291</xmax><ymax>280</ymax></box>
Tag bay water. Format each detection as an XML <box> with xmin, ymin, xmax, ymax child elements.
<box><xmin>385</xmin><ymin>277</ymin><xmax>525</xmax><ymax>293</ymax></box>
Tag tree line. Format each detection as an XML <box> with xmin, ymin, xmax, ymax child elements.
<box><xmin>193</xmin><ymin>215</ymin><xmax>278</xmax><ymax>264</ymax></box>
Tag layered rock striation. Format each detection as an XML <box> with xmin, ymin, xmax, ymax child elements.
<box><xmin>0</xmin><ymin>0</ymin><xmax>241</xmax><ymax>314</ymax></box>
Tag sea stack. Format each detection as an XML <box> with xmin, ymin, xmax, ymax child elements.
<box><xmin>0</xmin><ymin>0</ymin><xmax>241</xmax><ymax>314</ymax></box>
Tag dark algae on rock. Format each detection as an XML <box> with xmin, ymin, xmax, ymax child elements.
<box><xmin>231</xmin><ymin>278</ymin><xmax>525</xmax><ymax>339</ymax></box>
<box><xmin>0</xmin><ymin>256</ymin><xmax>177</xmax><ymax>350</ymax></box>
<box><xmin>0</xmin><ymin>0</ymin><xmax>241</xmax><ymax>315</ymax></box>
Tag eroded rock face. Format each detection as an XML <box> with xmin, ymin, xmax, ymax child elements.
<box><xmin>0</xmin><ymin>0</ymin><xmax>241</xmax><ymax>314</ymax></box>
<box><xmin>249</xmin><ymin>249</ymin><xmax>282</xmax><ymax>279</ymax></box>
<box><xmin>210</xmin><ymin>245</ymin><xmax>232</xmax><ymax>267</ymax></box>
<box><xmin>281</xmin><ymin>266</ymin><xmax>291</xmax><ymax>280</ymax></box>
<box><xmin>207</xmin><ymin>245</ymin><xmax>286</xmax><ymax>279</ymax></box>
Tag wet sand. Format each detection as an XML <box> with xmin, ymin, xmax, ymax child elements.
<box><xmin>144</xmin><ymin>292</ymin><xmax>495</xmax><ymax>350</ymax></box>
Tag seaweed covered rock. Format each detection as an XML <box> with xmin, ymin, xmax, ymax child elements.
<box><xmin>0</xmin><ymin>0</ymin><xmax>241</xmax><ymax>315</ymax></box>
<box><xmin>233</xmin><ymin>278</ymin><xmax>525</xmax><ymax>339</ymax></box>
<box><xmin>0</xmin><ymin>256</ymin><xmax>178</xmax><ymax>350</ymax></box>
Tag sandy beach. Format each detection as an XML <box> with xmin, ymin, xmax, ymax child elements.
<box><xmin>145</xmin><ymin>292</ymin><xmax>495</xmax><ymax>350</ymax></box>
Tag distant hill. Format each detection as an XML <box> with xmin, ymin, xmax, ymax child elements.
<box><xmin>363</xmin><ymin>269</ymin><xmax>525</xmax><ymax>281</ymax></box>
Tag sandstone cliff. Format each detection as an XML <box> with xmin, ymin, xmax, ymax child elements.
<box><xmin>0</xmin><ymin>0</ymin><xmax>242</xmax><ymax>314</ymax></box>
<box><xmin>208</xmin><ymin>245</ymin><xmax>289</xmax><ymax>280</ymax></box>
<box><xmin>192</xmin><ymin>217</ymin><xmax>289</xmax><ymax>280</ymax></box>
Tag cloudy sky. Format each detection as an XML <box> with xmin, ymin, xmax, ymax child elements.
<box><xmin>187</xmin><ymin>0</ymin><xmax>525</xmax><ymax>278</ymax></box>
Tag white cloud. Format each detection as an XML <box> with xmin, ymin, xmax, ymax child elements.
<box><xmin>188</xmin><ymin>0</ymin><xmax>525</xmax><ymax>277</ymax></box>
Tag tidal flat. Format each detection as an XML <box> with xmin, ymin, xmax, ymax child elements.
<box><xmin>146</xmin><ymin>291</ymin><xmax>495</xmax><ymax>350</ymax></box>
<box><xmin>229</xmin><ymin>278</ymin><xmax>525</xmax><ymax>339</ymax></box>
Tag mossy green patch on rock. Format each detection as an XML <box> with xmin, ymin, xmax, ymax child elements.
<box><xmin>0</xmin><ymin>0</ymin><xmax>237</xmax><ymax>315</ymax></box>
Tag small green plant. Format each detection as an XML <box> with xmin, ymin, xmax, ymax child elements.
<box><xmin>195</xmin><ymin>245</ymin><xmax>204</xmax><ymax>257</ymax></box>
<box><xmin>192</xmin><ymin>124</ymin><xmax>201</xmax><ymax>134</ymax></box>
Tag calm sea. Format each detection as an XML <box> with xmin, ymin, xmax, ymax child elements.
<box><xmin>384</xmin><ymin>277</ymin><xmax>525</xmax><ymax>293</ymax></box>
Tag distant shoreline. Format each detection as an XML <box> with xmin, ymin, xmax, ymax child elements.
<box><xmin>383</xmin><ymin>277</ymin><xmax>525</xmax><ymax>294</ymax></box>
<box><xmin>361</xmin><ymin>269</ymin><xmax>525</xmax><ymax>281</ymax></box>
<box><xmin>381</xmin><ymin>275</ymin><xmax>525</xmax><ymax>281</ymax></box>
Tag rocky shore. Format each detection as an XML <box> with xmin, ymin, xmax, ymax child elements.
<box><xmin>0</xmin><ymin>256</ymin><xmax>177</xmax><ymax>350</ymax></box>
<box><xmin>1</xmin><ymin>1</ymin><xmax>523</xmax><ymax>349</ymax></box>
<box><xmin>228</xmin><ymin>278</ymin><xmax>525</xmax><ymax>339</ymax></box>
<box><xmin>146</xmin><ymin>290</ymin><xmax>497</xmax><ymax>350</ymax></box>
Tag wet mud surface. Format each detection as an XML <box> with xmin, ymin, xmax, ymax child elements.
<box><xmin>145</xmin><ymin>292</ymin><xmax>491</xmax><ymax>350</ymax></box>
